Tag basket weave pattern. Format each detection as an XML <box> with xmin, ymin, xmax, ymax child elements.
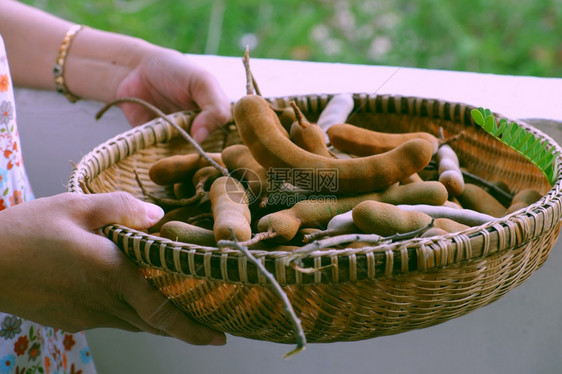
<box><xmin>68</xmin><ymin>94</ymin><xmax>562</xmax><ymax>343</ymax></box>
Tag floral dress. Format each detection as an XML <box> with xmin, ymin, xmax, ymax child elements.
<box><xmin>0</xmin><ymin>34</ymin><xmax>97</xmax><ymax>374</ymax></box>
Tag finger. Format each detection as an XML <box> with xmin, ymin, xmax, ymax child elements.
<box><xmin>119</xmin><ymin>101</ymin><xmax>155</xmax><ymax>127</ymax></box>
<box><xmin>73</xmin><ymin>192</ymin><xmax>164</xmax><ymax>230</ymax></box>
<box><xmin>189</xmin><ymin>73</ymin><xmax>232</xmax><ymax>143</ymax></box>
<box><xmin>123</xmin><ymin>269</ymin><xmax>226</xmax><ymax>346</ymax></box>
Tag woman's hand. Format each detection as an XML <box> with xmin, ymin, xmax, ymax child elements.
<box><xmin>115</xmin><ymin>46</ymin><xmax>232</xmax><ymax>142</ymax></box>
<box><xmin>0</xmin><ymin>192</ymin><xmax>226</xmax><ymax>346</ymax></box>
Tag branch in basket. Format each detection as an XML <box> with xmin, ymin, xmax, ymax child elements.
<box><xmin>185</xmin><ymin>212</ymin><xmax>214</xmax><ymax>225</ymax></box>
<box><xmin>234</xmin><ymin>231</ymin><xmax>279</xmax><ymax>247</ymax></box>
<box><xmin>287</xmin><ymin>220</ymin><xmax>435</xmax><ymax>264</ymax></box>
<box><xmin>242</xmin><ymin>46</ymin><xmax>255</xmax><ymax>96</ymax></box>
<box><xmin>95</xmin><ymin>97</ymin><xmax>229</xmax><ymax>177</ymax></box>
<box><xmin>426</xmin><ymin>160</ymin><xmax>513</xmax><ymax>206</ymax></box>
<box><xmin>220</xmin><ymin>229</ymin><xmax>307</xmax><ymax>359</ymax></box>
<box><xmin>133</xmin><ymin>169</ymin><xmax>205</xmax><ymax>207</ymax></box>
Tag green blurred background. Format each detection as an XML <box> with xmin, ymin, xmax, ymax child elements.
<box><xmin>24</xmin><ymin>0</ymin><xmax>562</xmax><ymax>77</ymax></box>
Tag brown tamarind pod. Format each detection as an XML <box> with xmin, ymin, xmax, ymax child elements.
<box><xmin>221</xmin><ymin>144</ymin><xmax>268</xmax><ymax>201</ymax></box>
<box><xmin>148</xmin><ymin>153</ymin><xmax>224</xmax><ymax>186</ymax></box>
<box><xmin>420</xmin><ymin>227</ymin><xmax>449</xmax><ymax>238</ymax></box>
<box><xmin>256</xmin><ymin>181</ymin><xmax>448</xmax><ymax>242</ymax></box>
<box><xmin>274</xmin><ymin>106</ymin><xmax>297</xmax><ymax>132</ymax></box>
<box><xmin>437</xmin><ymin>144</ymin><xmax>465</xmax><ymax>196</ymax></box>
<box><xmin>505</xmin><ymin>189</ymin><xmax>543</xmax><ymax>214</ymax></box>
<box><xmin>173</xmin><ymin>182</ymin><xmax>195</xmax><ymax>199</ymax></box>
<box><xmin>160</xmin><ymin>221</ymin><xmax>217</xmax><ymax>247</ymax></box>
<box><xmin>456</xmin><ymin>183</ymin><xmax>506</xmax><ymax>218</ymax></box>
<box><xmin>209</xmin><ymin>176</ymin><xmax>252</xmax><ymax>242</ymax></box>
<box><xmin>148</xmin><ymin>204</ymin><xmax>211</xmax><ymax>233</ymax></box>
<box><xmin>400</xmin><ymin>172</ymin><xmax>424</xmax><ymax>185</ymax></box>
<box><xmin>316</xmin><ymin>93</ymin><xmax>355</xmax><ymax>141</ymax></box>
<box><xmin>233</xmin><ymin>95</ymin><xmax>433</xmax><ymax>194</ymax></box>
<box><xmin>289</xmin><ymin>101</ymin><xmax>334</xmax><ymax>158</ymax></box>
<box><xmin>327</xmin><ymin>123</ymin><xmax>440</xmax><ymax>156</ymax></box>
<box><xmin>352</xmin><ymin>200</ymin><xmax>468</xmax><ymax>237</ymax></box>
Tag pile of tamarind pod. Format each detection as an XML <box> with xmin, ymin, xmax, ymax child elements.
<box><xmin>145</xmin><ymin>92</ymin><xmax>543</xmax><ymax>250</ymax></box>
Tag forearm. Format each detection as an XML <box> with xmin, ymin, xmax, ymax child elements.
<box><xmin>0</xmin><ymin>0</ymin><xmax>157</xmax><ymax>103</ymax></box>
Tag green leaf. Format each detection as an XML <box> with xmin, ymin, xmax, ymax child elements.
<box><xmin>530</xmin><ymin>140</ymin><xmax>549</xmax><ymax>162</ymax></box>
<box><xmin>496</xmin><ymin>119</ymin><xmax>509</xmax><ymax>137</ymax></box>
<box><xmin>471</xmin><ymin>108</ymin><xmax>485</xmax><ymax>126</ymax></box>
<box><xmin>522</xmin><ymin>134</ymin><xmax>539</xmax><ymax>155</ymax></box>
<box><xmin>484</xmin><ymin>114</ymin><xmax>496</xmax><ymax>133</ymax></box>
<box><xmin>494</xmin><ymin>118</ymin><xmax>507</xmax><ymax>137</ymax></box>
<box><xmin>473</xmin><ymin>107</ymin><xmax>559</xmax><ymax>186</ymax></box>
<box><xmin>501</xmin><ymin>122</ymin><xmax>517</xmax><ymax>143</ymax></box>
<box><xmin>509</xmin><ymin>125</ymin><xmax>525</xmax><ymax>147</ymax></box>
<box><xmin>517</xmin><ymin>132</ymin><xmax>534</xmax><ymax>153</ymax></box>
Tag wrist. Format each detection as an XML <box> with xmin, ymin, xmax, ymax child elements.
<box><xmin>63</xmin><ymin>27</ymin><xmax>158</xmax><ymax>103</ymax></box>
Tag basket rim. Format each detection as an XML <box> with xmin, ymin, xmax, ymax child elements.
<box><xmin>67</xmin><ymin>93</ymin><xmax>562</xmax><ymax>285</ymax></box>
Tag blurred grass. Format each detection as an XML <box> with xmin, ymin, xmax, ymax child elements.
<box><xmin>24</xmin><ymin>0</ymin><xmax>562</xmax><ymax>77</ymax></box>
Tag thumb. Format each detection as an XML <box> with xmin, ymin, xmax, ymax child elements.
<box><xmin>77</xmin><ymin>192</ymin><xmax>164</xmax><ymax>230</ymax></box>
<box><xmin>191</xmin><ymin>104</ymin><xmax>232</xmax><ymax>143</ymax></box>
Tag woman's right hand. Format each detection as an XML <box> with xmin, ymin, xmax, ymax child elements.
<box><xmin>0</xmin><ymin>192</ymin><xmax>226</xmax><ymax>346</ymax></box>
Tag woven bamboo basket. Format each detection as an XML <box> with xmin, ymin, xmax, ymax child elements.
<box><xmin>67</xmin><ymin>93</ymin><xmax>562</xmax><ymax>346</ymax></box>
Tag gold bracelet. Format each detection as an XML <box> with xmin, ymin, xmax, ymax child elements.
<box><xmin>54</xmin><ymin>24</ymin><xmax>84</xmax><ymax>103</ymax></box>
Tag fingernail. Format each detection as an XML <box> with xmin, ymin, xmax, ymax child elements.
<box><xmin>145</xmin><ymin>202</ymin><xmax>165</xmax><ymax>225</ymax></box>
<box><xmin>210</xmin><ymin>333</ymin><xmax>227</xmax><ymax>346</ymax></box>
<box><xmin>193</xmin><ymin>128</ymin><xmax>209</xmax><ymax>143</ymax></box>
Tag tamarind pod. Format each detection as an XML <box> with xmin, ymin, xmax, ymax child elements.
<box><xmin>149</xmin><ymin>153</ymin><xmax>224</xmax><ymax>186</ymax></box>
<box><xmin>276</xmin><ymin>107</ymin><xmax>297</xmax><ymax>131</ymax></box>
<box><xmin>257</xmin><ymin>181</ymin><xmax>448</xmax><ymax>242</ymax></box>
<box><xmin>505</xmin><ymin>189</ymin><xmax>543</xmax><ymax>214</ymax></box>
<box><xmin>327</xmin><ymin>147</ymin><xmax>354</xmax><ymax>160</ymax></box>
<box><xmin>444</xmin><ymin>199</ymin><xmax>462</xmax><ymax>209</ymax></box>
<box><xmin>290</xmin><ymin>120</ymin><xmax>335</xmax><ymax>158</ymax></box>
<box><xmin>490</xmin><ymin>180</ymin><xmax>511</xmax><ymax>195</ymax></box>
<box><xmin>456</xmin><ymin>183</ymin><xmax>506</xmax><ymax>218</ymax></box>
<box><xmin>400</xmin><ymin>172</ymin><xmax>424</xmax><ymax>185</ymax></box>
<box><xmin>192</xmin><ymin>165</ymin><xmax>222</xmax><ymax>193</ymax></box>
<box><xmin>148</xmin><ymin>205</ymin><xmax>211</xmax><ymax>233</ymax></box>
<box><xmin>396</xmin><ymin>204</ymin><xmax>495</xmax><ymax>226</ymax></box>
<box><xmin>209</xmin><ymin>176</ymin><xmax>252</xmax><ymax>242</ymax></box>
<box><xmin>420</xmin><ymin>227</ymin><xmax>449</xmax><ymax>238</ymax></box>
<box><xmin>352</xmin><ymin>200</ymin><xmax>468</xmax><ymax>237</ymax></box>
<box><xmin>376</xmin><ymin>181</ymin><xmax>448</xmax><ymax>206</ymax></box>
<box><xmin>303</xmin><ymin>210</ymin><xmax>358</xmax><ymax>242</ymax></box>
<box><xmin>324</xmin><ymin>210</ymin><xmax>357</xmax><ymax>234</ymax></box>
<box><xmin>326</xmin><ymin>123</ymin><xmax>440</xmax><ymax>156</ymax></box>
<box><xmin>160</xmin><ymin>221</ymin><xmax>217</xmax><ymax>247</ymax></box>
<box><xmin>437</xmin><ymin>144</ymin><xmax>465</xmax><ymax>196</ymax></box>
<box><xmin>443</xmin><ymin>200</ymin><xmax>462</xmax><ymax>209</ymax></box>
<box><xmin>439</xmin><ymin>170</ymin><xmax>465</xmax><ymax>197</ymax></box>
<box><xmin>418</xmin><ymin>167</ymin><xmax>439</xmax><ymax>182</ymax></box>
<box><xmin>191</xmin><ymin>165</ymin><xmax>223</xmax><ymax>206</ymax></box>
<box><xmin>316</xmin><ymin>93</ymin><xmax>355</xmax><ymax>141</ymax></box>
<box><xmin>353</xmin><ymin>200</ymin><xmax>433</xmax><ymax>236</ymax></box>
<box><xmin>292</xmin><ymin>228</ymin><xmax>322</xmax><ymax>244</ymax></box>
<box><xmin>221</xmin><ymin>144</ymin><xmax>268</xmax><ymax>199</ymax></box>
<box><xmin>397</xmin><ymin>204</ymin><xmax>496</xmax><ymax>226</ymax></box>
<box><xmin>433</xmin><ymin>217</ymin><xmax>470</xmax><ymax>233</ymax></box>
<box><xmin>173</xmin><ymin>182</ymin><xmax>195</xmax><ymax>199</ymax></box>
<box><xmin>233</xmin><ymin>95</ymin><xmax>433</xmax><ymax>194</ymax></box>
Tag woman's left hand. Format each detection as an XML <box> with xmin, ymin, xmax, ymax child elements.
<box><xmin>115</xmin><ymin>46</ymin><xmax>231</xmax><ymax>142</ymax></box>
